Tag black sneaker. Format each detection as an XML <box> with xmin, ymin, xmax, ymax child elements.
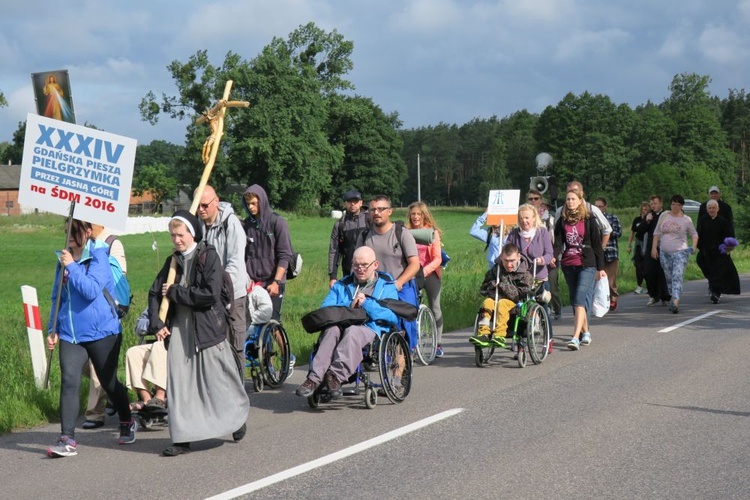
<box><xmin>81</xmin><ymin>420</ymin><xmax>104</xmax><ymax>430</ymax></box>
<box><xmin>163</xmin><ymin>442</ymin><xmax>191</xmax><ymax>456</ymax></box>
<box><xmin>232</xmin><ymin>423</ymin><xmax>247</xmax><ymax>442</ymax></box>
<box><xmin>710</xmin><ymin>293</ymin><xmax>719</xmax><ymax>304</ymax></box>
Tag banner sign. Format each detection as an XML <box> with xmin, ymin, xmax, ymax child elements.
<box><xmin>486</xmin><ymin>189</ymin><xmax>520</xmax><ymax>227</ymax></box>
<box><xmin>19</xmin><ymin>113</ymin><xmax>136</xmax><ymax>231</ymax></box>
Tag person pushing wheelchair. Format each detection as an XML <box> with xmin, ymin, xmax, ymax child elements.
<box><xmin>469</xmin><ymin>243</ymin><xmax>534</xmax><ymax>349</ymax></box>
<box><xmin>296</xmin><ymin>246</ymin><xmax>399</xmax><ymax>399</ymax></box>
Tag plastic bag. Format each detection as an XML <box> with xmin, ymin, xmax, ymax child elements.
<box><xmin>592</xmin><ymin>274</ymin><xmax>610</xmax><ymax>318</ymax></box>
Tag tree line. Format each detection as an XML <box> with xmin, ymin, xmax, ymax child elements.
<box><xmin>2</xmin><ymin>23</ymin><xmax>749</xmax><ymax>233</ymax></box>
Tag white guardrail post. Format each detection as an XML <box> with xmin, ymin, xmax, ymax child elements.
<box><xmin>21</xmin><ymin>285</ymin><xmax>47</xmax><ymax>388</ymax></box>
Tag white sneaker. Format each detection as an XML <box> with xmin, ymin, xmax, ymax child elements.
<box><xmin>634</xmin><ymin>286</ymin><xmax>644</xmax><ymax>294</ymax></box>
<box><xmin>646</xmin><ymin>297</ymin><xmax>658</xmax><ymax>307</ymax></box>
<box><xmin>580</xmin><ymin>332</ymin><xmax>591</xmax><ymax>346</ymax></box>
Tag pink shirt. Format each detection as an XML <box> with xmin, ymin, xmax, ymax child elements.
<box><xmin>561</xmin><ymin>220</ymin><xmax>585</xmax><ymax>267</ymax></box>
<box><xmin>654</xmin><ymin>212</ymin><xmax>697</xmax><ymax>253</ymax></box>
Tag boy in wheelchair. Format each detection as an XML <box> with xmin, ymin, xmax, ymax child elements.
<box><xmin>296</xmin><ymin>246</ymin><xmax>399</xmax><ymax>399</ymax></box>
<box><xmin>470</xmin><ymin>243</ymin><xmax>534</xmax><ymax>349</ymax></box>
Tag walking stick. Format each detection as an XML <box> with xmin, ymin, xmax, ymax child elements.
<box><xmin>158</xmin><ymin>80</ymin><xmax>249</xmax><ymax>321</ymax></box>
<box><xmin>44</xmin><ymin>200</ymin><xmax>76</xmax><ymax>389</ymax></box>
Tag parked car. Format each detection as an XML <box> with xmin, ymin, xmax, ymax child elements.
<box><xmin>683</xmin><ymin>199</ymin><xmax>700</xmax><ymax>213</ymax></box>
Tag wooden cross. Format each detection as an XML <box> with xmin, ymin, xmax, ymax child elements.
<box><xmin>158</xmin><ymin>80</ymin><xmax>249</xmax><ymax>321</ymax></box>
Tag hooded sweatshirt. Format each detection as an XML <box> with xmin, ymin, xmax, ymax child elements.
<box><xmin>200</xmin><ymin>201</ymin><xmax>248</xmax><ymax>299</ymax></box>
<box><xmin>242</xmin><ymin>184</ymin><xmax>293</xmax><ymax>285</ymax></box>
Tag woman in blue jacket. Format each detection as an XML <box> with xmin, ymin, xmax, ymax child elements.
<box><xmin>46</xmin><ymin>219</ymin><xmax>135</xmax><ymax>458</ymax></box>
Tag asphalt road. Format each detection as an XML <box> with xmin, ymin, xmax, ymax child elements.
<box><xmin>2</xmin><ymin>275</ymin><xmax>749</xmax><ymax>500</ymax></box>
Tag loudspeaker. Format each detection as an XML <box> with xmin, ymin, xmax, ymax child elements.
<box><xmin>530</xmin><ymin>176</ymin><xmax>549</xmax><ymax>194</ymax></box>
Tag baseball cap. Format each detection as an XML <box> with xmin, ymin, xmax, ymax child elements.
<box><xmin>708</xmin><ymin>186</ymin><xmax>720</xmax><ymax>194</ymax></box>
<box><xmin>343</xmin><ymin>190</ymin><xmax>362</xmax><ymax>201</ymax></box>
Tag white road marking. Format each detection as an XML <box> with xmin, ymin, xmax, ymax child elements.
<box><xmin>207</xmin><ymin>408</ymin><xmax>464</xmax><ymax>499</ymax></box>
<box><xmin>658</xmin><ymin>310</ymin><xmax>723</xmax><ymax>333</ymax></box>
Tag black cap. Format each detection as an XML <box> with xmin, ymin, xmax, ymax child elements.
<box><xmin>343</xmin><ymin>190</ymin><xmax>362</xmax><ymax>201</ymax></box>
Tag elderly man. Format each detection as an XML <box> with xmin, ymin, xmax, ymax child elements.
<box><xmin>197</xmin><ymin>185</ymin><xmax>249</xmax><ymax>376</ymax></box>
<box><xmin>698</xmin><ymin>186</ymin><xmax>734</xmax><ymax>230</ymax></box>
<box><xmin>328</xmin><ymin>189</ymin><xmax>369</xmax><ymax>288</ymax></box>
<box><xmin>296</xmin><ymin>246</ymin><xmax>398</xmax><ymax>399</ymax></box>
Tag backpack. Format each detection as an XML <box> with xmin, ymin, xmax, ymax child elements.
<box><xmin>198</xmin><ymin>242</ymin><xmax>235</xmax><ymax>316</ymax></box>
<box><xmin>269</xmin><ymin>213</ymin><xmax>303</xmax><ymax>280</ymax></box>
<box><xmin>360</xmin><ymin>220</ymin><xmax>425</xmax><ymax>290</ymax></box>
<box><xmin>89</xmin><ymin>235</ymin><xmax>132</xmax><ymax>319</ymax></box>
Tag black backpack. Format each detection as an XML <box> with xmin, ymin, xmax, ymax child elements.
<box><xmin>197</xmin><ymin>243</ymin><xmax>234</xmax><ymax>317</ymax></box>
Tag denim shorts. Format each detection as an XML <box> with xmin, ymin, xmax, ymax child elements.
<box><xmin>562</xmin><ymin>266</ymin><xmax>596</xmax><ymax>311</ymax></box>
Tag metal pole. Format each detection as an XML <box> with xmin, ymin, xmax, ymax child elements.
<box><xmin>44</xmin><ymin>200</ymin><xmax>76</xmax><ymax>389</ymax></box>
<box><xmin>417</xmin><ymin>154</ymin><xmax>421</xmax><ymax>202</ymax></box>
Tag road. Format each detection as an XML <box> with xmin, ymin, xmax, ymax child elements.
<box><xmin>2</xmin><ymin>276</ymin><xmax>749</xmax><ymax>499</ymax></box>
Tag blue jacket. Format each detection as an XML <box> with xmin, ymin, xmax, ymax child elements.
<box><xmin>48</xmin><ymin>240</ymin><xmax>121</xmax><ymax>344</ymax></box>
<box><xmin>321</xmin><ymin>271</ymin><xmax>399</xmax><ymax>337</ymax></box>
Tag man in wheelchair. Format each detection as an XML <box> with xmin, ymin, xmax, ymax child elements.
<box><xmin>296</xmin><ymin>246</ymin><xmax>399</xmax><ymax>399</ymax></box>
<box><xmin>470</xmin><ymin>243</ymin><xmax>534</xmax><ymax>349</ymax></box>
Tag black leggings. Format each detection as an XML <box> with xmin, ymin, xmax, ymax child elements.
<box><xmin>59</xmin><ymin>334</ymin><xmax>131</xmax><ymax>438</ymax></box>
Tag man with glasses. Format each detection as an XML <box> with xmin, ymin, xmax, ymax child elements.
<box><xmin>296</xmin><ymin>246</ymin><xmax>398</xmax><ymax>398</ymax></box>
<box><xmin>197</xmin><ymin>185</ymin><xmax>249</xmax><ymax>376</ymax></box>
<box><xmin>328</xmin><ymin>190</ymin><xmax>369</xmax><ymax>288</ymax></box>
<box><xmin>527</xmin><ymin>188</ymin><xmax>561</xmax><ymax>319</ymax></box>
<box><xmin>242</xmin><ymin>184</ymin><xmax>293</xmax><ymax>321</ymax></box>
<box><xmin>358</xmin><ymin>194</ymin><xmax>421</xmax><ymax>349</ymax></box>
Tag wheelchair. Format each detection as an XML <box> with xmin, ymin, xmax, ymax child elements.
<box><xmin>415</xmin><ymin>288</ymin><xmax>438</xmax><ymax>366</ymax></box>
<box><xmin>307</xmin><ymin>326</ymin><xmax>413</xmax><ymax>410</ymax></box>
<box><xmin>244</xmin><ymin>319</ymin><xmax>291</xmax><ymax>392</ymax></box>
<box><xmin>473</xmin><ymin>269</ymin><xmax>552</xmax><ymax>369</ymax></box>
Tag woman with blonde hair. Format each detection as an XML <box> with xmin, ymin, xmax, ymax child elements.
<box><xmin>505</xmin><ymin>204</ymin><xmax>553</xmax><ymax>280</ymax></box>
<box><xmin>407</xmin><ymin>201</ymin><xmax>445</xmax><ymax>357</ymax></box>
<box><xmin>553</xmin><ymin>190</ymin><xmax>605</xmax><ymax>350</ymax></box>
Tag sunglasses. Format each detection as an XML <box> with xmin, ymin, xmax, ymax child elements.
<box><xmin>199</xmin><ymin>198</ymin><xmax>217</xmax><ymax>209</ymax></box>
<box><xmin>368</xmin><ymin>207</ymin><xmax>391</xmax><ymax>213</ymax></box>
<box><xmin>528</xmin><ymin>196</ymin><xmax>540</xmax><ymax>201</ymax></box>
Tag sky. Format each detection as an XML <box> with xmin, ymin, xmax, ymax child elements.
<box><xmin>1</xmin><ymin>0</ymin><xmax>750</xmax><ymax>147</ymax></box>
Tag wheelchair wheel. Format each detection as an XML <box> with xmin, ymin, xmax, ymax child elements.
<box><xmin>379</xmin><ymin>331</ymin><xmax>412</xmax><ymax>403</ymax></box>
<box><xmin>526</xmin><ymin>303</ymin><xmax>551</xmax><ymax>365</ymax></box>
<box><xmin>252</xmin><ymin>372</ymin><xmax>264</xmax><ymax>393</ymax></box>
<box><xmin>415</xmin><ymin>304</ymin><xmax>438</xmax><ymax>366</ymax></box>
<box><xmin>472</xmin><ymin>313</ymin><xmax>494</xmax><ymax>367</ymax></box>
<box><xmin>308</xmin><ymin>393</ymin><xmax>320</xmax><ymax>409</ymax></box>
<box><xmin>517</xmin><ymin>346</ymin><xmax>527</xmax><ymax>368</ymax></box>
<box><xmin>364</xmin><ymin>387</ymin><xmax>377</xmax><ymax>409</ymax></box>
<box><xmin>259</xmin><ymin>320</ymin><xmax>290</xmax><ymax>388</ymax></box>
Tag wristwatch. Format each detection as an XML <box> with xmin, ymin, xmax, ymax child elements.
<box><xmin>273</xmin><ymin>279</ymin><xmax>282</xmax><ymax>285</ymax></box>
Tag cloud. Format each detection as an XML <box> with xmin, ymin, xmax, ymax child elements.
<box><xmin>553</xmin><ymin>28</ymin><xmax>631</xmax><ymax>62</ymax></box>
<box><xmin>698</xmin><ymin>24</ymin><xmax>749</xmax><ymax>64</ymax></box>
<box><xmin>390</xmin><ymin>0</ymin><xmax>465</xmax><ymax>34</ymax></box>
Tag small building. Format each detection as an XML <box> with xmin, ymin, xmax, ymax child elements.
<box><xmin>0</xmin><ymin>164</ymin><xmax>22</xmax><ymax>216</ymax></box>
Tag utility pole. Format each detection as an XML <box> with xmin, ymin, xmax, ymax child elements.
<box><xmin>417</xmin><ymin>154</ymin><xmax>421</xmax><ymax>201</ymax></box>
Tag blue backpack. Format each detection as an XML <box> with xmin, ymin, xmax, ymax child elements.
<box><xmin>102</xmin><ymin>235</ymin><xmax>132</xmax><ymax>318</ymax></box>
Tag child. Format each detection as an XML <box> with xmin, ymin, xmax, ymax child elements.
<box><xmin>469</xmin><ymin>242</ymin><xmax>533</xmax><ymax>348</ymax></box>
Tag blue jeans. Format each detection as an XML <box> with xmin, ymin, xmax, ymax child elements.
<box><xmin>562</xmin><ymin>266</ymin><xmax>596</xmax><ymax>313</ymax></box>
